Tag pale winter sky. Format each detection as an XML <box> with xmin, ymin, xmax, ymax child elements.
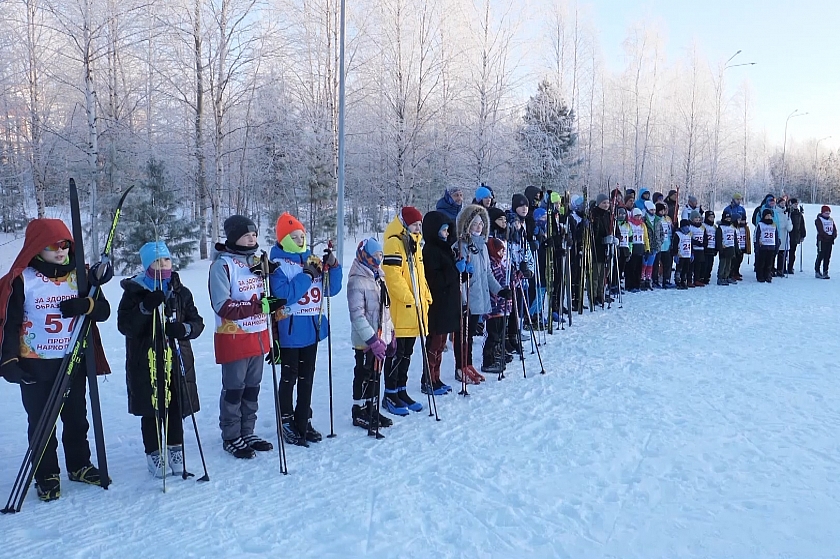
<box><xmin>530</xmin><ymin>0</ymin><xmax>839</xmax><ymax>150</ymax></box>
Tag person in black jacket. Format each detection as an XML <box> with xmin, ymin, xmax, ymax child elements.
<box><xmin>590</xmin><ymin>194</ymin><xmax>613</xmax><ymax>305</ymax></box>
<box><xmin>117</xmin><ymin>241</ymin><xmax>204</xmax><ymax>477</ymax></box>
<box><xmin>0</xmin><ymin>218</ymin><xmax>112</xmax><ymax>502</ymax></box>
<box><xmin>421</xmin><ymin>211</ymin><xmax>458</xmax><ymax>395</ymax></box>
<box><xmin>787</xmin><ymin>199</ymin><xmax>807</xmax><ymax>274</ymax></box>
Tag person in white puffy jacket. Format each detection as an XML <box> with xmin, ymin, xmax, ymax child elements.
<box><xmin>774</xmin><ymin>198</ymin><xmax>794</xmax><ymax>276</ymax></box>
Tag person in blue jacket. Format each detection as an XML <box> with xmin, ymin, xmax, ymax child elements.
<box><xmin>634</xmin><ymin>188</ymin><xmax>651</xmax><ymax>213</ymax></box>
<box><xmin>435</xmin><ymin>187</ymin><xmax>463</xmax><ymax>221</ymax></box>
<box><xmin>269</xmin><ymin>212</ymin><xmax>343</xmax><ymax>447</ymax></box>
<box><xmin>727</xmin><ymin>193</ymin><xmax>747</xmax><ymax>224</ymax></box>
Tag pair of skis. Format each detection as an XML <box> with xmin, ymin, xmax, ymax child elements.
<box><xmin>2</xmin><ymin>179</ymin><xmax>130</xmax><ymax>513</ymax></box>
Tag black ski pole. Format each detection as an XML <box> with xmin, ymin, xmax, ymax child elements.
<box><xmin>517</xmin><ymin>283</ymin><xmax>546</xmax><ymax>375</ymax></box>
<box><xmin>172</xmin><ymin>336</ymin><xmax>209</xmax><ymax>481</ymax></box>
<box><xmin>261</xmin><ymin>253</ymin><xmax>288</xmax><ymax>474</ymax></box>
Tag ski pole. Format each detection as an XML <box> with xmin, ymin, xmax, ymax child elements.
<box><xmin>322</xmin><ymin>243</ymin><xmax>336</xmax><ymax>438</ymax></box>
<box><xmin>172</xmin><ymin>336</ymin><xmax>209</xmax><ymax>481</ymax></box>
<box><xmin>516</xmin><ymin>282</ymin><xmax>546</xmax><ymax>375</ymax></box>
<box><xmin>261</xmin><ymin>253</ymin><xmax>288</xmax><ymax>474</ymax></box>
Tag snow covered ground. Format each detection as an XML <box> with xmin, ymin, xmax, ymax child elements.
<box><xmin>0</xmin><ymin>205</ymin><xmax>838</xmax><ymax>558</ymax></box>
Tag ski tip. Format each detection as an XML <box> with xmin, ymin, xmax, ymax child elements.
<box><xmin>69</xmin><ymin>177</ymin><xmax>76</xmax><ymax>188</ymax></box>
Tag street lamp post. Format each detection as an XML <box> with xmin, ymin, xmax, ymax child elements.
<box><xmin>813</xmin><ymin>136</ymin><xmax>832</xmax><ymax>203</ymax></box>
<box><xmin>781</xmin><ymin>109</ymin><xmax>808</xmax><ymax>193</ymax></box>
<box><xmin>336</xmin><ymin>0</ymin><xmax>347</xmax><ymax>260</ymax></box>
<box><xmin>710</xmin><ymin>50</ymin><xmax>755</xmax><ymax>210</ymax></box>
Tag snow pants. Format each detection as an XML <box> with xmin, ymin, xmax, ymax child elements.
<box><xmin>483</xmin><ymin>316</ymin><xmax>505</xmax><ymax>368</ymax></box>
<box><xmin>454</xmin><ymin>314</ymin><xmax>479</xmax><ymax>368</ymax></box>
<box><xmin>658</xmin><ymin>250</ymin><xmax>673</xmax><ymax>284</ymax></box>
<box><xmin>279</xmin><ymin>344</ymin><xmax>318</xmax><ymax>432</ymax></box>
<box><xmin>677</xmin><ymin>257</ymin><xmax>692</xmax><ymax>286</ymax></box>
<box><xmin>19</xmin><ymin>358</ymin><xmax>91</xmax><ymax>481</ymax></box>
<box><xmin>642</xmin><ymin>252</ymin><xmax>657</xmax><ymax>281</ymax></box>
<box><xmin>425</xmin><ymin>333</ymin><xmax>447</xmax><ymax>385</ymax></box>
<box><xmin>219</xmin><ymin>355</ymin><xmax>263</xmax><ymax>441</ymax></box>
<box><xmin>732</xmin><ymin>251</ymin><xmax>745</xmax><ymax>278</ymax></box>
<box><xmin>755</xmin><ymin>249</ymin><xmax>775</xmax><ymax>282</ymax></box>
<box><xmin>703</xmin><ymin>251</ymin><xmax>716</xmax><ymax>282</ymax></box>
<box><xmin>625</xmin><ymin>253</ymin><xmax>643</xmax><ymax>290</ymax></box>
<box><xmin>816</xmin><ymin>241</ymin><xmax>833</xmax><ymax>274</ymax></box>
<box><xmin>692</xmin><ymin>252</ymin><xmax>705</xmax><ymax>284</ymax></box>
<box><xmin>353</xmin><ymin>349</ymin><xmax>377</xmax><ymax>401</ymax></box>
<box><xmin>787</xmin><ymin>241</ymin><xmax>799</xmax><ymax>272</ymax></box>
<box><xmin>384</xmin><ymin>337</ymin><xmax>416</xmax><ymax>390</ymax></box>
<box><xmin>717</xmin><ymin>255</ymin><xmax>733</xmax><ymax>281</ymax></box>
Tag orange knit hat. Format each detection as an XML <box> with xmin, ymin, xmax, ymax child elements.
<box><xmin>275</xmin><ymin>212</ymin><xmax>305</xmax><ymax>242</ymax></box>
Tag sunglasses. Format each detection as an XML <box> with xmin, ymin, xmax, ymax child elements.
<box><xmin>44</xmin><ymin>240</ymin><xmax>71</xmax><ymax>252</ymax></box>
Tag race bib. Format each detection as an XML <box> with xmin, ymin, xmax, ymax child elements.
<box><xmin>19</xmin><ymin>268</ymin><xmax>78</xmax><ymax>359</ymax></box>
<box><xmin>759</xmin><ymin>223</ymin><xmax>776</xmax><ymax>246</ymax></box>
<box><xmin>215</xmin><ymin>254</ymin><xmax>268</xmax><ymax>336</ymax></box>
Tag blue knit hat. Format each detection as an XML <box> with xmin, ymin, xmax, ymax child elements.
<box><xmin>571</xmin><ymin>196</ymin><xmax>584</xmax><ymax>211</ymax></box>
<box><xmin>534</xmin><ymin>208</ymin><xmax>547</xmax><ymax>221</ymax></box>
<box><xmin>357</xmin><ymin>238</ymin><xmax>383</xmax><ymax>269</ymax></box>
<box><xmin>475</xmin><ymin>186</ymin><xmax>492</xmax><ymax>201</ymax></box>
<box><xmin>139</xmin><ymin>241</ymin><xmax>171</xmax><ymax>270</ymax></box>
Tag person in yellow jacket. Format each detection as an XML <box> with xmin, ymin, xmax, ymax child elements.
<box><xmin>381</xmin><ymin>207</ymin><xmax>432</xmax><ymax>416</ymax></box>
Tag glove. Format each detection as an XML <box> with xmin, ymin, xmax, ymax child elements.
<box><xmin>385</xmin><ymin>335</ymin><xmax>397</xmax><ymax>357</ymax></box>
<box><xmin>456</xmin><ymin>259</ymin><xmax>467</xmax><ymax>273</ymax></box>
<box><xmin>261</xmin><ymin>296</ymin><xmax>286</xmax><ymax>315</ymax></box>
<box><xmin>164</xmin><ymin>321</ymin><xmax>189</xmax><ymax>340</ymax></box>
<box><xmin>249</xmin><ymin>255</ymin><xmax>279</xmax><ymax>276</ymax></box>
<box><xmin>365</xmin><ymin>336</ymin><xmax>387</xmax><ymax>361</ymax></box>
<box><xmin>59</xmin><ymin>297</ymin><xmax>93</xmax><ymax>318</ymax></box>
<box><xmin>142</xmin><ymin>290</ymin><xmax>166</xmax><ymax>311</ymax></box>
<box><xmin>1</xmin><ymin>361</ymin><xmax>34</xmax><ymax>385</ymax></box>
<box><xmin>88</xmin><ymin>261</ymin><xmax>113</xmax><ymax>287</ymax></box>
<box><xmin>528</xmin><ymin>240</ymin><xmax>538</xmax><ymax>253</ymax></box>
<box><xmin>302</xmin><ymin>260</ymin><xmax>322</xmax><ymax>279</ymax></box>
<box><xmin>323</xmin><ymin>250</ymin><xmax>338</xmax><ymax>269</ymax></box>
<box><xmin>519</xmin><ymin>261</ymin><xmax>533</xmax><ymax>279</ymax></box>
<box><xmin>265</xmin><ymin>339</ymin><xmax>282</xmax><ymax>365</ymax></box>
<box><xmin>465</xmin><ymin>261</ymin><xmax>474</xmax><ymax>274</ymax></box>
<box><xmin>407</xmin><ymin>237</ymin><xmax>418</xmax><ymax>255</ymax></box>
<box><xmin>497</xmin><ymin>287</ymin><xmax>512</xmax><ymax>300</ymax></box>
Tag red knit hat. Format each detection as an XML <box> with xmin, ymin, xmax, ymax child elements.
<box><xmin>275</xmin><ymin>212</ymin><xmax>305</xmax><ymax>242</ymax></box>
<box><xmin>487</xmin><ymin>237</ymin><xmax>506</xmax><ymax>262</ymax></box>
<box><xmin>400</xmin><ymin>206</ymin><xmax>423</xmax><ymax>227</ymax></box>
<box><xmin>822</xmin><ymin>205</ymin><xmax>831</xmax><ymax>214</ymax></box>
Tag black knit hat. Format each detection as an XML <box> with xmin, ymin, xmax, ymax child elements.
<box><xmin>224</xmin><ymin>214</ymin><xmax>257</xmax><ymax>243</ymax></box>
<box><xmin>488</xmin><ymin>207</ymin><xmax>506</xmax><ymax>223</ymax></box>
<box><xmin>512</xmin><ymin>194</ymin><xmax>528</xmax><ymax>210</ymax></box>
<box><xmin>762</xmin><ymin>208</ymin><xmax>774</xmax><ymax>219</ymax></box>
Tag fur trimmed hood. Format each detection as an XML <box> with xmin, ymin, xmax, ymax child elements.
<box><xmin>456</xmin><ymin>204</ymin><xmax>490</xmax><ymax>242</ymax></box>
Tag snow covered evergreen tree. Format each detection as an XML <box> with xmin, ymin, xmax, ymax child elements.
<box><xmin>115</xmin><ymin>158</ymin><xmax>199</xmax><ymax>273</ymax></box>
<box><xmin>517</xmin><ymin>79</ymin><xmax>577</xmax><ymax>191</ymax></box>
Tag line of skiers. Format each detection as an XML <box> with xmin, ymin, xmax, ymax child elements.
<box><xmin>0</xmin><ymin>186</ymin><xmax>835</xmax><ymax>502</ymax></box>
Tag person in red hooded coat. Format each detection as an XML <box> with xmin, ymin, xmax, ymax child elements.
<box><xmin>0</xmin><ymin>218</ymin><xmax>112</xmax><ymax>502</ymax></box>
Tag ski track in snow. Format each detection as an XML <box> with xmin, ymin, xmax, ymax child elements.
<box><xmin>1</xmin><ymin>206</ymin><xmax>839</xmax><ymax>558</ymax></box>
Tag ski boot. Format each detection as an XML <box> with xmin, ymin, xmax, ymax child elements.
<box><xmin>397</xmin><ymin>387</ymin><xmax>423</xmax><ymax>412</ymax></box>
<box><xmin>224</xmin><ymin>436</ymin><xmax>257</xmax><ymax>458</ymax></box>
<box><xmin>35</xmin><ymin>474</ymin><xmax>61</xmax><ymax>502</ymax></box>
<box><xmin>383</xmin><ymin>389</ymin><xmax>410</xmax><ymax>416</ymax></box>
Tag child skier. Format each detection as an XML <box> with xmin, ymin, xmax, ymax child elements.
<box><xmin>655</xmin><ymin>202</ymin><xmax>673</xmax><ymax>288</ymax></box>
<box><xmin>421</xmin><ymin>211</ymin><xmax>458</xmax><ymax>396</ymax></box>
<box><xmin>642</xmin><ymin>201</ymin><xmax>662</xmax><ymax>291</ymax></box>
<box><xmin>269</xmin><ymin>212</ymin><xmax>343</xmax><ymax>445</ymax></box>
<box><xmin>616</xmin><ymin>207</ymin><xmax>632</xmax><ymax>290</ymax></box>
<box><xmin>485</xmin><ymin>238</ymin><xmax>513</xmax><ymax>374</ymax></box>
<box><xmin>689</xmin><ymin>210</ymin><xmax>708</xmax><ymax>287</ymax></box>
<box><xmin>0</xmin><ymin>219</ymin><xmax>112</xmax><ymax>501</ymax></box>
<box><xmin>381</xmin><ymin>207</ymin><xmax>433</xmax><ymax>415</ymax></box>
<box><xmin>210</xmin><ymin>214</ymin><xmax>281</xmax><ymax>459</ymax></box>
<box><xmin>755</xmin><ymin>209</ymin><xmax>780</xmax><ymax>283</ymax></box>
<box><xmin>715</xmin><ymin>210</ymin><xmax>738</xmax><ymax>286</ymax></box>
<box><xmin>118</xmin><ymin>241</ymin><xmax>204</xmax><ymax>477</ymax></box>
<box><xmin>454</xmin><ymin>204</ymin><xmax>504</xmax><ymax>385</ymax></box>
<box><xmin>672</xmin><ymin>219</ymin><xmax>693</xmax><ymax>290</ymax></box>
<box><xmin>626</xmin><ymin>208</ymin><xmax>648</xmax><ymax>292</ymax></box>
<box><xmin>731</xmin><ymin>216</ymin><xmax>751</xmax><ymax>282</ymax></box>
<box><xmin>347</xmin><ymin>238</ymin><xmax>396</xmax><ymax>432</ymax></box>
<box><xmin>702</xmin><ymin>210</ymin><xmax>718</xmax><ymax>284</ymax></box>
<box><xmin>815</xmin><ymin>205</ymin><xmax>837</xmax><ymax>279</ymax></box>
